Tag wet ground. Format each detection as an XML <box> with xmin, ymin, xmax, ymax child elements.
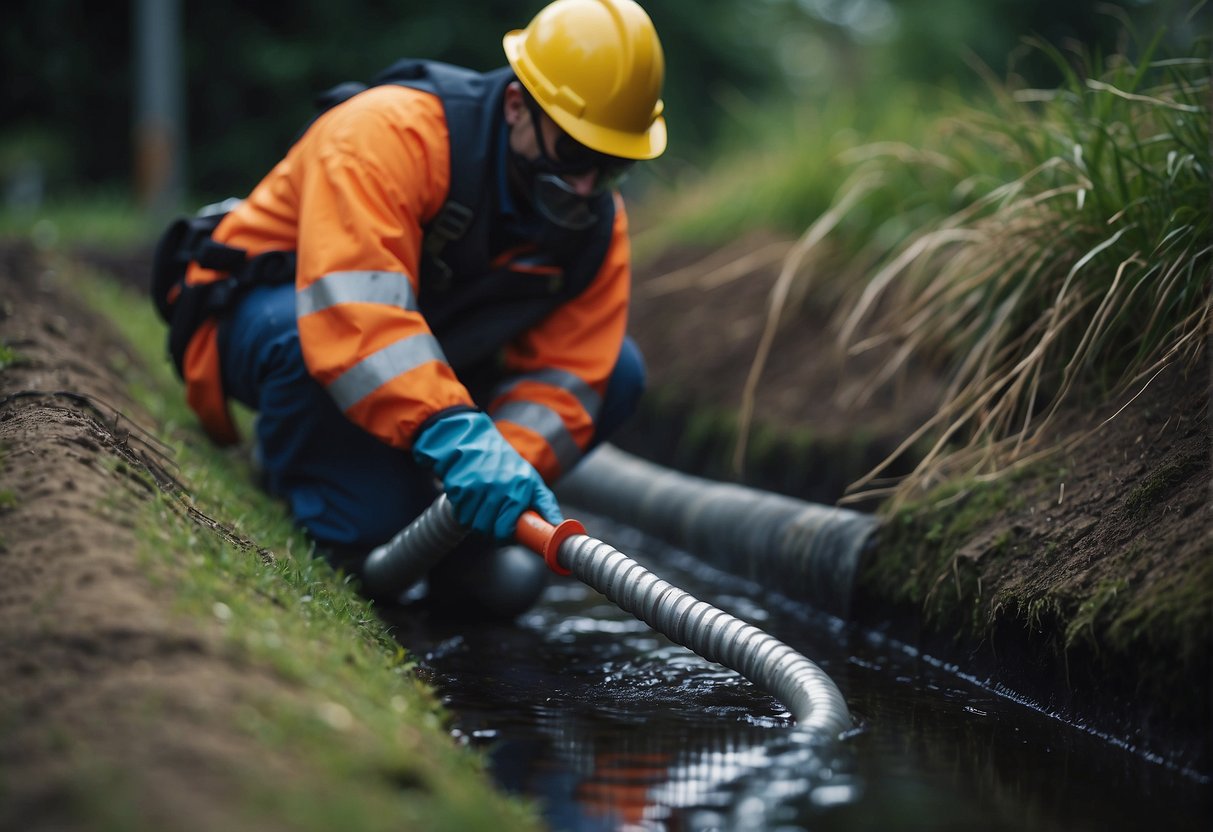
<box><xmin>384</xmin><ymin>512</ymin><xmax>1211</xmax><ymax>832</ymax></box>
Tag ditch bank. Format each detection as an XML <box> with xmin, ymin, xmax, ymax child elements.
<box><xmin>0</xmin><ymin>242</ymin><xmax>543</xmax><ymax>832</ymax></box>
<box><xmin>623</xmin><ymin>234</ymin><xmax>1211</xmax><ymax>776</ymax></box>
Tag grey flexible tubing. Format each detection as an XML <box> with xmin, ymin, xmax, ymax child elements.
<box><xmin>555</xmin><ymin>444</ymin><xmax>880</xmax><ymax>618</ymax></box>
<box><xmin>361</xmin><ymin>495</ymin><xmax>853</xmax><ymax>740</ymax></box>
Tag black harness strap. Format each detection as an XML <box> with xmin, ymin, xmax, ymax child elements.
<box><xmin>151</xmin><ymin>206</ymin><xmax>297</xmax><ymax>377</ymax></box>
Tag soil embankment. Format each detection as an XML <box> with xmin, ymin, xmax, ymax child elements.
<box><xmin>0</xmin><ymin>244</ymin><xmax>300</xmax><ymax>830</ymax></box>
<box><xmin>623</xmin><ymin>235</ymin><xmax>1211</xmax><ymax>775</ymax></box>
<box><xmin>0</xmin><ymin>243</ymin><xmax>542</xmax><ymax>832</ymax></box>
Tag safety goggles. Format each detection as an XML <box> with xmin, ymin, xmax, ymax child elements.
<box><xmin>547</xmin><ymin>131</ymin><xmax>635</xmax><ymax>191</ymax></box>
<box><xmin>524</xmin><ymin>96</ymin><xmax>634</xmax><ymax>195</ymax></box>
<box><xmin>530</xmin><ymin>173</ymin><xmax>598</xmax><ymax>230</ymax></box>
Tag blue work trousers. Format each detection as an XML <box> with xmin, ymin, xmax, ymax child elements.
<box><xmin>218</xmin><ymin>283</ymin><xmax>644</xmax><ymax>551</ymax></box>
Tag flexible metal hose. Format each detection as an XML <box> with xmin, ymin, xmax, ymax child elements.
<box><xmin>360</xmin><ymin>494</ymin><xmax>467</xmax><ymax>600</ymax></box>
<box><xmin>558</xmin><ymin>532</ymin><xmax>852</xmax><ymax>738</ymax></box>
<box><xmin>363</xmin><ymin>496</ymin><xmax>852</xmax><ymax>739</ymax></box>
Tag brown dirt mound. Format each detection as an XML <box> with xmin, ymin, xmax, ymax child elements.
<box><xmin>0</xmin><ymin>243</ymin><xmax>302</xmax><ymax>831</ymax></box>
<box><xmin>612</xmin><ymin>232</ymin><xmax>948</xmax><ymax>510</ymax></box>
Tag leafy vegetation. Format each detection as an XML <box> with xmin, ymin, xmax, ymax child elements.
<box><xmin>0</xmin><ymin>193</ymin><xmax>153</xmax><ymax>248</ymax></box>
<box><xmin>633</xmin><ymin>85</ymin><xmax>949</xmax><ymax>257</ymax></box>
<box><xmin>0</xmin><ymin>343</ymin><xmax>22</xmax><ymax>372</ymax></box>
<box><xmin>5</xmin><ymin>0</ymin><xmax>1185</xmax><ymax>204</ymax></box>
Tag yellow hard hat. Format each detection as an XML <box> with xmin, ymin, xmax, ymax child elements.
<box><xmin>503</xmin><ymin>0</ymin><xmax>667</xmax><ymax>161</ymax></box>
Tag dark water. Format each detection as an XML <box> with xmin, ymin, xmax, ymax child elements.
<box><xmin>386</xmin><ymin>515</ymin><xmax>1211</xmax><ymax>832</ymax></box>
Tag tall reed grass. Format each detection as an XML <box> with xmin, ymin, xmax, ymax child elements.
<box><xmin>828</xmin><ymin>36</ymin><xmax>1210</xmax><ymax>506</ymax></box>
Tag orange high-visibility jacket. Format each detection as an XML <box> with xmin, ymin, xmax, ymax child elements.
<box><xmin>181</xmin><ymin>82</ymin><xmax>632</xmax><ymax>483</ymax></box>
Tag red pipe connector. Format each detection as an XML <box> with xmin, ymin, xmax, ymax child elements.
<box><xmin>515</xmin><ymin>511</ymin><xmax>584</xmax><ymax>576</ymax></box>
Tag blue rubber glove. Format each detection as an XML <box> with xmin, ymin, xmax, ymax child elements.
<box><xmin>412</xmin><ymin>410</ymin><xmax>563</xmax><ymax>542</ymax></box>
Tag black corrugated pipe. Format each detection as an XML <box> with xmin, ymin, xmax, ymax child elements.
<box><xmin>555</xmin><ymin>444</ymin><xmax>880</xmax><ymax>619</ymax></box>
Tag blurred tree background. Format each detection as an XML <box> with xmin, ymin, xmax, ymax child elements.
<box><xmin>0</xmin><ymin>0</ymin><xmax>1202</xmax><ymax>212</ymax></box>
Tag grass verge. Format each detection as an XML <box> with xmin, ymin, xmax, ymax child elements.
<box><xmin>73</xmin><ymin>261</ymin><xmax>543</xmax><ymax>832</ymax></box>
<box><xmin>0</xmin><ymin>193</ymin><xmax>157</xmax><ymax>250</ymax></box>
<box><xmin>637</xmin><ymin>32</ymin><xmax>1208</xmax><ymax>508</ymax></box>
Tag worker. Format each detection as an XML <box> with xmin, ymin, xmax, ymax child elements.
<box><xmin>152</xmin><ymin>0</ymin><xmax>667</xmax><ymax>618</ymax></box>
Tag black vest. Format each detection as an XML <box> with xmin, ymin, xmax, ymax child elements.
<box><xmin>362</xmin><ymin>60</ymin><xmax>617</xmax><ymax>373</ymax></box>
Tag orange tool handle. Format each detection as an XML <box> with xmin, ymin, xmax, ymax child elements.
<box><xmin>515</xmin><ymin>511</ymin><xmax>585</xmax><ymax>576</ymax></box>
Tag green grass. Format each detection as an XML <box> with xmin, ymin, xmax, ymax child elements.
<box><xmin>0</xmin><ymin>343</ymin><xmax>22</xmax><ymax>372</ymax></box>
<box><xmin>633</xmin><ymin>26</ymin><xmax>1209</xmax><ymax>507</ymax></box>
<box><xmin>632</xmin><ymin>83</ymin><xmax>956</xmax><ymax>262</ymax></box>
<box><xmin>72</xmin><ymin>262</ymin><xmax>543</xmax><ymax>832</ymax></box>
<box><xmin>835</xmin><ymin>38</ymin><xmax>1210</xmax><ymax>504</ymax></box>
<box><xmin>0</xmin><ymin>192</ymin><xmax>158</xmax><ymax>250</ymax></box>
<box><xmin>647</xmin><ymin>31</ymin><xmax>1210</xmax><ymax>507</ymax></box>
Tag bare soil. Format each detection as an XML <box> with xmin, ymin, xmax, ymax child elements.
<box><xmin>0</xmin><ymin>228</ymin><xmax>1208</xmax><ymax>831</ymax></box>
<box><xmin>0</xmin><ymin>243</ymin><xmax>316</xmax><ymax>832</ymax></box>
<box><xmin>616</xmin><ymin>232</ymin><xmax>949</xmax><ymax>506</ymax></box>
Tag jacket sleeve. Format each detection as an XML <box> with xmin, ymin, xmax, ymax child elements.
<box><xmin>291</xmin><ymin>86</ymin><xmax>476</xmax><ymax>450</ymax></box>
<box><xmin>488</xmin><ymin>195</ymin><xmax>632</xmax><ymax>482</ymax></box>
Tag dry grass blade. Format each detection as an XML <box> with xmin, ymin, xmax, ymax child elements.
<box><xmin>638</xmin><ymin>239</ymin><xmax>791</xmax><ymax>299</ymax></box>
<box><xmin>731</xmin><ymin>172</ymin><xmax>883</xmax><ymax>474</ymax></box>
<box><xmin>1085</xmin><ymin>78</ymin><xmax>1205</xmax><ymax>112</ymax></box>
<box><xmin>832</xmin><ymin>43</ymin><xmax>1211</xmax><ymax>507</ymax></box>
<box><xmin>837</xmin><ymin>227</ymin><xmax>984</xmax><ymax>349</ymax></box>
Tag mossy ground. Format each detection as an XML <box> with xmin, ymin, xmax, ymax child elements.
<box><xmin>852</xmin><ymin>367</ymin><xmax>1210</xmax><ymax>768</ymax></box>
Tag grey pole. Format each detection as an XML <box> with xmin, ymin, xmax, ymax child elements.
<box><xmin>135</xmin><ymin>0</ymin><xmax>186</xmax><ymax>219</ymax></box>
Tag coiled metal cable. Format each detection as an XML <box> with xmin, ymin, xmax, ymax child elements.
<box><xmin>558</xmin><ymin>531</ymin><xmax>851</xmax><ymax>738</ymax></box>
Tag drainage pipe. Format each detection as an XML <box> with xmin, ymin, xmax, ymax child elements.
<box><xmin>555</xmin><ymin>444</ymin><xmax>879</xmax><ymax>618</ymax></box>
<box><xmin>362</xmin><ymin>495</ymin><xmax>853</xmax><ymax>740</ymax></box>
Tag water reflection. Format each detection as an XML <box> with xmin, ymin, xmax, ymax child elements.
<box><xmin>382</xmin><ymin>514</ymin><xmax>1211</xmax><ymax>832</ymax></box>
<box><xmin>385</xmin><ymin>572</ymin><xmax>854</xmax><ymax>830</ymax></box>
<box><xmin>482</xmin><ymin>708</ymin><xmax>861</xmax><ymax>831</ymax></box>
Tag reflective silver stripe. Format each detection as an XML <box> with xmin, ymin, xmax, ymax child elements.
<box><xmin>327</xmin><ymin>333</ymin><xmax>448</xmax><ymax>410</ymax></box>
<box><xmin>297</xmin><ymin>270</ymin><xmax>418</xmax><ymax>317</ymax></box>
<box><xmin>494</xmin><ymin>401</ymin><xmax>581</xmax><ymax>474</ymax></box>
<box><xmin>493</xmin><ymin>368</ymin><xmax>601</xmax><ymax>420</ymax></box>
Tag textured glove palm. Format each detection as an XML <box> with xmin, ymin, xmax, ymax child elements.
<box><xmin>412</xmin><ymin>410</ymin><xmax>563</xmax><ymax>542</ymax></box>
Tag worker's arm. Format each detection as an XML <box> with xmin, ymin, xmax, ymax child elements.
<box><xmin>489</xmin><ymin>195</ymin><xmax>632</xmax><ymax>482</ymax></box>
<box><xmin>291</xmin><ymin>86</ymin><xmax>476</xmax><ymax>449</ymax></box>
<box><xmin>290</xmin><ymin>86</ymin><xmax>559</xmax><ymax>539</ymax></box>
